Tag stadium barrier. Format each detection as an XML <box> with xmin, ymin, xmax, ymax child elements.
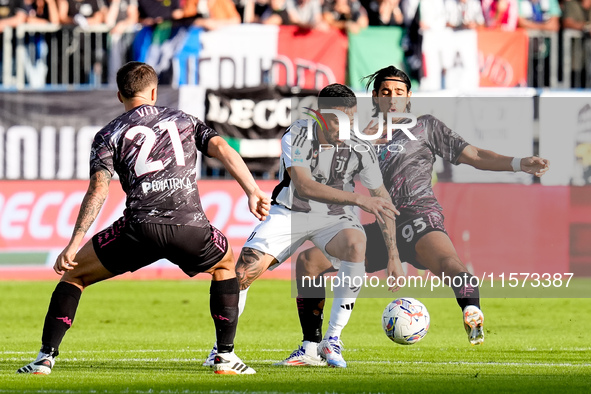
<box><xmin>562</xmin><ymin>29</ymin><xmax>591</xmax><ymax>89</ymax></box>
<box><xmin>1</xmin><ymin>24</ymin><xmax>136</xmax><ymax>89</ymax></box>
<box><xmin>2</xmin><ymin>25</ymin><xmax>590</xmax><ymax>90</ymax></box>
<box><xmin>526</xmin><ymin>29</ymin><xmax>559</xmax><ymax>88</ymax></box>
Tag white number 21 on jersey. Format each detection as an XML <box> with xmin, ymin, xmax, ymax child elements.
<box><xmin>125</xmin><ymin>121</ymin><xmax>186</xmax><ymax>177</ymax></box>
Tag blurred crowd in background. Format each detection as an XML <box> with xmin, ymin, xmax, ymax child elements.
<box><xmin>0</xmin><ymin>0</ymin><xmax>590</xmax><ymax>88</ymax></box>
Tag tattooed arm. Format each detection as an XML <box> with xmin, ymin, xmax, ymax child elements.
<box><xmin>235</xmin><ymin>247</ymin><xmax>279</xmax><ymax>290</ymax></box>
<box><xmin>54</xmin><ymin>169</ymin><xmax>112</xmax><ymax>274</ymax></box>
<box><xmin>370</xmin><ymin>185</ymin><xmax>403</xmax><ymax>292</ymax></box>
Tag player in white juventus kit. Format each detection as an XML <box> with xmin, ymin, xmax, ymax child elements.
<box><xmin>203</xmin><ymin>83</ymin><xmax>403</xmax><ymax>368</ymax></box>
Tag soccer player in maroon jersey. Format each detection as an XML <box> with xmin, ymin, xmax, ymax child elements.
<box><xmin>284</xmin><ymin>65</ymin><xmax>550</xmax><ymax>362</ymax></box>
<box><xmin>17</xmin><ymin>62</ymin><xmax>270</xmax><ymax>375</ymax></box>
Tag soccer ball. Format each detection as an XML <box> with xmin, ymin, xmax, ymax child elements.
<box><xmin>382</xmin><ymin>298</ymin><xmax>430</xmax><ymax>345</ymax></box>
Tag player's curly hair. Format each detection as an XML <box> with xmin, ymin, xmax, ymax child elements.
<box><xmin>117</xmin><ymin>62</ymin><xmax>158</xmax><ymax>99</ymax></box>
<box><xmin>317</xmin><ymin>83</ymin><xmax>357</xmax><ymax>109</ymax></box>
<box><xmin>364</xmin><ymin>66</ymin><xmax>412</xmax><ymax>115</ymax></box>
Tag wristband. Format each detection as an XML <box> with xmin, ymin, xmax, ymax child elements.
<box><xmin>511</xmin><ymin>157</ymin><xmax>522</xmax><ymax>172</ymax></box>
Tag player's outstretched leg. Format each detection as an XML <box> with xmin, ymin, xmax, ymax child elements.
<box><xmin>319</xmin><ymin>261</ymin><xmax>364</xmax><ymax>368</ymax></box>
<box><xmin>276</xmin><ymin>250</ymin><xmax>329</xmax><ymax>366</ymax></box>
<box><xmin>415</xmin><ymin>232</ymin><xmax>484</xmax><ymax>346</ymax></box>
<box><xmin>17</xmin><ymin>281</ymin><xmax>81</xmax><ymax>375</ymax></box>
<box><xmin>203</xmin><ymin>286</ymin><xmax>250</xmax><ymax>367</ymax></box>
<box><xmin>208</xmin><ymin>278</ymin><xmax>255</xmax><ymax>375</ymax></box>
<box><xmin>450</xmin><ymin>272</ymin><xmax>484</xmax><ymax>345</ymax></box>
<box><xmin>207</xmin><ymin>246</ymin><xmax>264</xmax><ymax>375</ymax></box>
<box><xmin>17</xmin><ymin>240</ymin><xmax>114</xmax><ymax>375</ymax></box>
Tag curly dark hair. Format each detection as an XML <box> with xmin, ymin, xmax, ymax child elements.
<box><xmin>317</xmin><ymin>83</ymin><xmax>357</xmax><ymax>109</ymax></box>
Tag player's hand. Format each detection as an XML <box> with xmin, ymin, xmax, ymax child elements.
<box><xmin>249</xmin><ymin>189</ymin><xmax>271</xmax><ymax>221</ymax></box>
<box><xmin>54</xmin><ymin>244</ymin><xmax>79</xmax><ymax>275</ymax></box>
<box><xmin>358</xmin><ymin>195</ymin><xmax>399</xmax><ymax>224</ymax></box>
<box><xmin>521</xmin><ymin>156</ymin><xmax>550</xmax><ymax>177</ymax></box>
<box><xmin>386</xmin><ymin>257</ymin><xmax>405</xmax><ymax>292</ymax></box>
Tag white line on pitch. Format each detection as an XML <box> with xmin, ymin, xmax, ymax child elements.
<box><xmin>3</xmin><ymin>357</ymin><xmax>591</xmax><ymax>367</ymax></box>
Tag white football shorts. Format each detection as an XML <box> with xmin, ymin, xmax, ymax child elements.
<box><xmin>243</xmin><ymin>204</ymin><xmax>365</xmax><ymax>269</ymax></box>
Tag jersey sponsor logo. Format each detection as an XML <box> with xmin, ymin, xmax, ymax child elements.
<box><xmin>141</xmin><ymin>177</ymin><xmax>193</xmax><ymax>193</ymax></box>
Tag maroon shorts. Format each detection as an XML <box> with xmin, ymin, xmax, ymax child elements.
<box><xmin>364</xmin><ymin>207</ymin><xmax>447</xmax><ymax>272</ymax></box>
<box><xmin>92</xmin><ymin>217</ymin><xmax>229</xmax><ymax>277</ymax></box>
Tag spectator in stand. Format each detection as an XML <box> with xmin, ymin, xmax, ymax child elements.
<box><xmin>517</xmin><ymin>0</ymin><xmax>560</xmax><ymax>31</ymax></box>
<box><xmin>105</xmin><ymin>0</ymin><xmax>139</xmax><ymax>85</ymax></box>
<box><xmin>138</xmin><ymin>0</ymin><xmax>183</xmax><ymax>25</ymax></box>
<box><xmin>481</xmin><ymin>0</ymin><xmax>518</xmax><ymax>30</ymax></box>
<box><xmin>58</xmin><ymin>0</ymin><xmax>105</xmax><ymax>26</ymax></box>
<box><xmin>23</xmin><ymin>0</ymin><xmax>60</xmax><ymax>24</ymax></box>
<box><xmin>105</xmin><ymin>0</ymin><xmax>139</xmax><ymax>33</ymax></box>
<box><xmin>286</xmin><ymin>0</ymin><xmax>327</xmax><ymax>29</ymax></box>
<box><xmin>418</xmin><ymin>0</ymin><xmax>449</xmax><ymax>90</ymax></box>
<box><xmin>259</xmin><ymin>0</ymin><xmax>290</xmax><ymax>24</ymax></box>
<box><xmin>183</xmin><ymin>0</ymin><xmax>241</xmax><ymax>30</ymax></box>
<box><xmin>0</xmin><ymin>0</ymin><xmax>27</xmax><ymax>30</ymax></box>
<box><xmin>563</xmin><ymin>0</ymin><xmax>591</xmax><ymax>32</ymax></box>
<box><xmin>562</xmin><ymin>0</ymin><xmax>591</xmax><ymax>86</ymax></box>
<box><xmin>364</xmin><ymin>0</ymin><xmax>403</xmax><ymax>26</ymax></box>
<box><xmin>445</xmin><ymin>0</ymin><xmax>484</xmax><ymax>29</ymax></box>
<box><xmin>240</xmin><ymin>0</ymin><xmax>269</xmax><ymax>22</ymax></box>
<box><xmin>323</xmin><ymin>0</ymin><xmax>368</xmax><ymax>32</ymax></box>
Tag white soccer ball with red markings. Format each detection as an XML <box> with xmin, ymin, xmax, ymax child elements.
<box><xmin>382</xmin><ymin>298</ymin><xmax>430</xmax><ymax>345</ymax></box>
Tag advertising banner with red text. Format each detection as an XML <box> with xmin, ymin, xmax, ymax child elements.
<box><xmin>2</xmin><ymin>181</ymin><xmax>586</xmax><ymax>282</ymax></box>
<box><xmin>0</xmin><ymin>180</ymin><xmax>279</xmax><ymax>280</ymax></box>
<box><xmin>275</xmin><ymin>26</ymin><xmax>348</xmax><ymax>90</ymax></box>
<box><xmin>478</xmin><ymin>29</ymin><xmax>528</xmax><ymax>87</ymax></box>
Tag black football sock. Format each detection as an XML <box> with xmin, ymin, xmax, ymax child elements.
<box><xmin>42</xmin><ymin>281</ymin><xmax>82</xmax><ymax>351</ymax></box>
<box><xmin>297</xmin><ymin>275</ymin><xmax>326</xmax><ymax>343</ymax></box>
<box><xmin>450</xmin><ymin>272</ymin><xmax>481</xmax><ymax>310</ymax></box>
<box><xmin>210</xmin><ymin>278</ymin><xmax>239</xmax><ymax>354</ymax></box>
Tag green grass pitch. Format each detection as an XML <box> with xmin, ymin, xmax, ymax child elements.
<box><xmin>1</xmin><ymin>279</ymin><xmax>590</xmax><ymax>393</ymax></box>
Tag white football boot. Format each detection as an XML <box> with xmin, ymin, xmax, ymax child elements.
<box><xmin>463</xmin><ymin>305</ymin><xmax>485</xmax><ymax>345</ymax></box>
<box><xmin>274</xmin><ymin>345</ymin><xmax>327</xmax><ymax>366</ymax></box>
<box><xmin>319</xmin><ymin>336</ymin><xmax>347</xmax><ymax>368</ymax></box>
<box><xmin>202</xmin><ymin>343</ymin><xmax>217</xmax><ymax>367</ymax></box>
<box><xmin>17</xmin><ymin>348</ymin><xmax>58</xmax><ymax>375</ymax></box>
<box><xmin>213</xmin><ymin>352</ymin><xmax>256</xmax><ymax>375</ymax></box>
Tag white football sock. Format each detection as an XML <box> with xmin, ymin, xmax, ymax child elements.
<box><xmin>238</xmin><ymin>287</ymin><xmax>249</xmax><ymax>317</ymax></box>
<box><xmin>325</xmin><ymin>261</ymin><xmax>365</xmax><ymax>339</ymax></box>
<box><xmin>302</xmin><ymin>340</ymin><xmax>318</xmax><ymax>356</ymax></box>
